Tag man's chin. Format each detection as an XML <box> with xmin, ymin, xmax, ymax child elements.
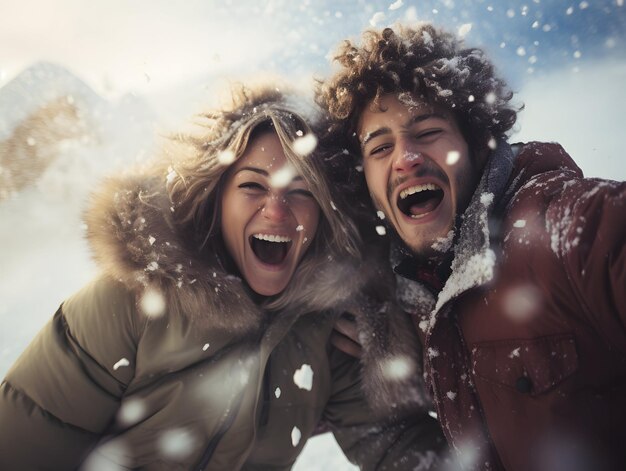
<box><xmin>397</xmin><ymin>227</ymin><xmax>456</xmax><ymax>261</ymax></box>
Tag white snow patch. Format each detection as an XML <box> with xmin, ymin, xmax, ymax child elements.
<box><xmin>217</xmin><ymin>149</ymin><xmax>235</xmax><ymax>166</ymax></box>
<box><xmin>376</xmin><ymin>210</ymin><xmax>386</xmax><ymax>220</ymax></box>
<box><xmin>431</xmin><ymin>229</ymin><xmax>454</xmax><ymax>252</ymax></box>
<box><xmin>296</xmin><ymin>224</ymin><xmax>304</xmax><ymax>232</ymax></box>
<box><xmin>369</xmin><ymin>12</ymin><xmax>386</xmax><ymax>26</ymax></box>
<box><xmin>446</xmin><ymin>150</ymin><xmax>461</xmax><ymax>165</ymax></box>
<box><xmin>513</xmin><ymin>219</ymin><xmax>526</xmax><ymax>228</ymax></box>
<box><xmin>502</xmin><ymin>284</ymin><xmax>542</xmax><ymax>322</ymax></box>
<box><xmin>202</xmin><ymin>343</ymin><xmax>210</xmax><ymax>351</ymax></box>
<box><xmin>113</xmin><ymin>358</ymin><xmax>130</xmax><ymax>370</ymax></box>
<box><xmin>117</xmin><ymin>398</ymin><xmax>146</xmax><ymax>426</ymax></box>
<box><xmin>480</xmin><ymin>192</ymin><xmax>494</xmax><ymax>206</ymax></box>
<box><xmin>293</xmin><ymin>364</ymin><xmax>314</xmax><ymax>391</ymax></box>
<box><xmin>158</xmin><ymin>428</ymin><xmax>196</xmax><ymax>460</ymax></box>
<box><xmin>375</xmin><ymin>225</ymin><xmax>386</xmax><ymax>236</ymax></box>
<box><xmin>381</xmin><ymin>355</ymin><xmax>415</xmax><ymax>381</ymax></box>
<box><xmin>293</xmin><ymin>134</ymin><xmax>318</xmax><ymax>156</ymax></box>
<box><xmin>437</xmin><ymin>249</ymin><xmax>496</xmax><ymax>313</ymax></box>
<box><xmin>275</xmin><ymin>387</ymin><xmax>281</xmax><ymax>398</ymax></box>
<box><xmin>270</xmin><ymin>164</ymin><xmax>296</xmax><ymax>188</ymax></box>
<box><xmin>140</xmin><ymin>287</ymin><xmax>166</xmax><ymax>318</ymax></box>
<box><xmin>291</xmin><ymin>426</ymin><xmax>302</xmax><ymax>447</ymax></box>
<box><xmin>82</xmin><ymin>440</ymin><xmax>129</xmax><ymax>471</ymax></box>
<box><xmin>166</xmin><ymin>166</ymin><xmax>177</xmax><ymax>184</ymax></box>
<box><xmin>457</xmin><ymin>23</ymin><xmax>472</xmax><ymax>38</ymax></box>
<box><xmin>148</xmin><ymin>235</ymin><xmax>156</xmax><ymax>245</ymax></box>
<box><xmin>446</xmin><ymin>391</ymin><xmax>457</xmax><ymax>400</ymax></box>
<box><xmin>428</xmin><ymin>410</ymin><xmax>438</xmax><ymax>419</ymax></box>
<box><xmin>509</xmin><ymin>347</ymin><xmax>521</xmax><ymax>358</ymax></box>
<box><xmin>428</xmin><ymin>347</ymin><xmax>440</xmax><ymax>358</ymax></box>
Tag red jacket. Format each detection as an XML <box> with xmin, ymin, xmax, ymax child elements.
<box><xmin>396</xmin><ymin>142</ymin><xmax>626</xmax><ymax>470</ymax></box>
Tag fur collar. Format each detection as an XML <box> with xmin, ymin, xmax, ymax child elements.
<box><xmin>84</xmin><ymin>172</ymin><xmax>370</xmax><ymax>333</ymax></box>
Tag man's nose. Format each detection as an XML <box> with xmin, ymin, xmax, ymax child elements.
<box><xmin>262</xmin><ymin>195</ymin><xmax>290</xmax><ymax>221</ymax></box>
<box><xmin>393</xmin><ymin>140</ymin><xmax>424</xmax><ymax>173</ymax></box>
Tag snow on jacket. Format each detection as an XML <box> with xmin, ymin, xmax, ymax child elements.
<box><xmin>394</xmin><ymin>142</ymin><xmax>626</xmax><ymax>470</ymax></box>
<box><xmin>0</xmin><ymin>171</ymin><xmax>446</xmax><ymax>470</ymax></box>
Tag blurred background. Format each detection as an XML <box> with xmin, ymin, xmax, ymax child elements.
<box><xmin>1</xmin><ymin>1</ymin><xmax>625</xmax><ymax>468</ymax></box>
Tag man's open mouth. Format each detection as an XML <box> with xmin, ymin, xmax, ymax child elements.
<box><xmin>250</xmin><ymin>234</ymin><xmax>292</xmax><ymax>265</ymax></box>
<box><xmin>397</xmin><ymin>183</ymin><xmax>444</xmax><ymax>218</ymax></box>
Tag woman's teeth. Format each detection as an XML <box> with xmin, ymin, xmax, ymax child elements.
<box><xmin>252</xmin><ymin>234</ymin><xmax>292</xmax><ymax>243</ymax></box>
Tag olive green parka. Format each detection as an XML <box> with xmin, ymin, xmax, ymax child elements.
<box><xmin>0</xmin><ymin>170</ymin><xmax>445</xmax><ymax>470</ymax></box>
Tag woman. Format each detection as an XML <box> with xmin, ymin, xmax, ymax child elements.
<box><xmin>0</xmin><ymin>85</ymin><xmax>445</xmax><ymax>470</ymax></box>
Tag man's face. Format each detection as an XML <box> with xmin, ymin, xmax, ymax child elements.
<box><xmin>357</xmin><ymin>93</ymin><xmax>481</xmax><ymax>257</ymax></box>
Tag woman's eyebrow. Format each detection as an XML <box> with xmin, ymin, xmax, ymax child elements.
<box><xmin>234</xmin><ymin>166</ymin><xmax>268</xmax><ymax>177</ymax></box>
<box><xmin>236</xmin><ymin>167</ymin><xmax>304</xmax><ymax>183</ymax></box>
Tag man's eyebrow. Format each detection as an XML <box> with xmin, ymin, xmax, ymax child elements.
<box><xmin>360</xmin><ymin>112</ymin><xmax>448</xmax><ymax>149</ymax></box>
<box><xmin>407</xmin><ymin>112</ymin><xmax>447</xmax><ymax>126</ymax></box>
<box><xmin>361</xmin><ymin>127</ymin><xmax>390</xmax><ymax>148</ymax></box>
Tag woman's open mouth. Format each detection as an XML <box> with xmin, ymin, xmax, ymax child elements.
<box><xmin>250</xmin><ymin>234</ymin><xmax>292</xmax><ymax>265</ymax></box>
<box><xmin>397</xmin><ymin>183</ymin><xmax>444</xmax><ymax>219</ymax></box>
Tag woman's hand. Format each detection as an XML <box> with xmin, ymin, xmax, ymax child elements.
<box><xmin>331</xmin><ymin>313</ymin><xmax>362</xmax><ymax>358</ymax></box>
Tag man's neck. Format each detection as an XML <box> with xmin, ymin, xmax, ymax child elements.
<box><xmin>394</xmin><ymin>248</ymin><xmax>453</xmax><ymax>293</ymax></box>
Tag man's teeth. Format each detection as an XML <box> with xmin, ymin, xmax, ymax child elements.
<box><xmin>400</xmin><ymin>183</ymin><xmax>439</xmax><ymax>200</ymax></box>
<box><xmin>253</xmin><ymin>234</ymin><xmax>292</xmax><ymax>243</ymax></box>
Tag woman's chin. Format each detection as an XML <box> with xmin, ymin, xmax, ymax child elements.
<box><xmin>245</xmin><ymin>268</ymin><xmax>292</xmax><ymax>297</ymax></box>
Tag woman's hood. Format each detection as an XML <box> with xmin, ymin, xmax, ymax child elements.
<box><xmin>84</xmin><ymin>171</ymin><xmax>364</xmax><ymax>332</ymax></box>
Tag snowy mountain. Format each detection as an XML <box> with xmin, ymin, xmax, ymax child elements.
<box><xmin>0</xmin><ymin>62</ymin><xmax>158</xmax><ymax>199</ymax></box>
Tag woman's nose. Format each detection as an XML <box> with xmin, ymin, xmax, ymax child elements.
<box><xmin>262</xmin><ymin>195</ymin><xmax>289</xmax><ymax>221</ymax></box>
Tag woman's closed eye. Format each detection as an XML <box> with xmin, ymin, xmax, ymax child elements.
<box><xmin>238</xmin><ymin>182</ymin><xmax>266</xmax><ymax>192</ymax></box>
<box><xmin>288</xmin><ymin>188</ymin><xmax>314</xmax><ymax>198</ymax></box>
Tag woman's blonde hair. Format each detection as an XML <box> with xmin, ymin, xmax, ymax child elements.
<box><xmin>164</xmin><ymin>83</ymin><xmax>360</xmax><ymax>309</ymax></box>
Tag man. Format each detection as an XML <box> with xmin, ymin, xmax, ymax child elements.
<box><xmin>318</xmin><ymin>24</ymin><xmax>626</xmax><ymax>470</ymax></box>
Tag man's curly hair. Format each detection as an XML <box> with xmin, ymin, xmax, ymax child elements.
<box><xmin>317</xmin><ymin>23</ymin><xmax>519</xmax><ymax>157</ymax></box>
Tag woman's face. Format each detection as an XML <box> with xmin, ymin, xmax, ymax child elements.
<box><xmin>220</xmin><ymin>131</ymin><xmax>320</xmax><ymax>296</ymax></box>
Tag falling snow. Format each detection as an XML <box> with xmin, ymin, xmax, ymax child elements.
<box><xmin>293</xmin><ymin>134</ymin><xmax>318</xmax><ymax>156</ymax></box>
<box><xmin>270</xmin><ymin>165</ymin><xmax>296</xmax><ymax>188</ymax></box>
<box><xmin>113</xmin><ymin>358</ymin><xmax>130</xmax><ymax>370</ymax></box>
<box><xmin>140</xmin><ymin>287</ymin><xmax>166</xmax><ymax>318</ymax></box>
<box><xmin>217</xmin><ymin>149</ymin><xmax>235</xmax><ymax>166</ymax></box>
<box><xmin>369</xmin><ymin>12</ymin><xmax>386</xmax><ymax>26</ymax></box>
<box><xmin>291</xmin><ymin>426</ymin><xmax>302</xmax><ymax>447</ymax></box>
<box><xmin>293</xmin><ymin>364</ymin><xmax>314</xmax><ymax>391</ymax></box>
